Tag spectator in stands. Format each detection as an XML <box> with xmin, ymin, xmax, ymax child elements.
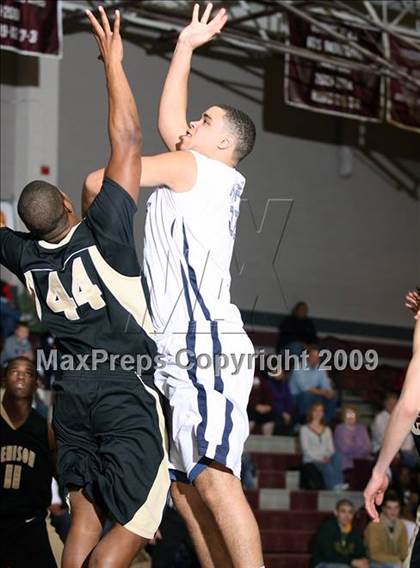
<box><xmin>334</xmin><ymin>406</ymin><xmax>372</xmax><ymax>471</ymax></box>
<box><xmin>0</xmin><ymin>321</ymin><xmax>33</xmax><ymax>366</ymax></box>
<box><xmin>265</xmin><ymin>366</ymin><xmax>294</xmax><ymax>435</ymax></box>
<box><xmin>371</xmin><ymin>392</ymin><xmax>418</xmax><ymax>469</ymax></box>
<box><xmin>391</xmin><ymin>466</ymin><xmax>419</xmax><ymax>524</ymax></box>
<box><xmin>277</xmin><ymin>301</ymin><xmax>318</xmax><ymax>355</ymax></box>
<box><xmin>0</xmin><ymin>279</ymin><xmax>21</xmax><ymax>342</ymax></box>
<box><xmin>364</xmin><ymin>492</ymin><xmax>408</xmax><ymax>567</ymax></box>
<box><xmin>289</xmin><ymin>344</ymin><xmax>337</xmax><ymax>423</ymax></box>
<box><xmin>300</xmin><ymin>403</ymin><xmax>348</xmax><ymax>491</ymax></box>
<box><xmin>311</xmin><ymin>498</ymin><xmax>368</xmax><ymax>568</ymax></box>
<box><xmin>248</xmin><ymin>375</ymin><xmax>277</xmax><ymax>435</ymax></box>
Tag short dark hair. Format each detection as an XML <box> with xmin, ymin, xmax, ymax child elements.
<box><xmin>336</xmin><ymin>499</ymin><xmax>354</xmax><ymax>510</ymax></box>
<box><xmin>18</xmin><ymin>180</ymin><xmax>67</xmax><ymax>239</ymax></box>
<box><xmin>217</xmin><ymin>104</ymin><xmax>256</xmax><ymax>162</ymax></box>
<box><xmin>382</xmin><ymin>491</ymin><xmax>401</xmax><ymax>506</ymax></box>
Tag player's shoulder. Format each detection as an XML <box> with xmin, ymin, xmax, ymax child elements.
<box><xmin>0</xmin><ymin>226</ymin><xmax>33</xmax><ymax>242</ymax></box>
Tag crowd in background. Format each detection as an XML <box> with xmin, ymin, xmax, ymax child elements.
<box><xmin>1</xmin><ymin>283</ymin><xmax>418</xmax><ymax>568</ymax></box>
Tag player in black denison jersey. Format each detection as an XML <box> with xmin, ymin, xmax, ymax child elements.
<box><xmin>0</xmin><ymin>7</ymin><xmax>169</xmax><ymax>568</ymax></box>
<box><xmin>0</xmin><ymin>357</ymin><xmax>56</xmax><ymax>568</ymax></box>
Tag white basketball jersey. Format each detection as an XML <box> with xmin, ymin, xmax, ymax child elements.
<box><xmin>143</xmin><ymin>150</ymin><xmax>245</xmax><ymax>336</ymax></box>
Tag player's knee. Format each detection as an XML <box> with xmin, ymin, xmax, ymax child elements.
<box><xmin>196</xmin><ymin>469</ymin><xmax>239</xmax><ymax>507</ymax></box>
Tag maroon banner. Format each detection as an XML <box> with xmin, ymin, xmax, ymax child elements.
<box><xmin>0</xmin><ymin>0</ymin><xmax>61</xmax><ymax>58</ymax></box>
<box><xmin>285</xmin><ymin>13</ymin><xmax>383</xmax><ymax>121</ymax></box>
<box><xmin>387</xmin><ymin>37</ymin><xmax>420</xmax><ymax>133</ymax></box>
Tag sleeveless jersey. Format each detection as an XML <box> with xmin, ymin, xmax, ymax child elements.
<box><xmin>143</xmin><ymin>150</ymin><xmax>246</xmax><ymax>336</ymax></box>
<box><xmin>0</xmin><ymin>406</ymin><xmax>53</xmax><ymax>520</ymax></box>
<box><xmin>0</xmin><ymin>178</ymin><xmax>156</xmax><ymax>366</ymax></box>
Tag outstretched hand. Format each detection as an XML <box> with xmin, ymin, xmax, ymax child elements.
<box><xmin>86</xmin><ymin>6</ymin><xmax>123</xmax><ymax>64</ymax></box>
<box><xmin>363</xmin><ymin>471</ymin><xmax>389</xmax><ymax>522</ymax></box>
<box><xmin>405</xmin><ymin>289</ymin><xmax>420</xmax><ymax>320</ymax></box>
<box><xmin>178</xmin><ymin>2</ymin><xmax>228</xmax><ymax>50</ymax></box>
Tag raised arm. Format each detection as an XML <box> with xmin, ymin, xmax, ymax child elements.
<box><xmin>82</xmin><ymin>152</ymin><xmax>197</xmax><ymax>215</ymax></box>
<box><xmin>158</xmin><ymin>2</ymin><xmax>227</xmax><ymax>151</ymax></box>
<box><xmin>86</xmin><ymin>7</ymin><xmax>141</xmax><ymax>203</ymax></box>
<box><xmin>364</xmin><ymin>289</ymin><xmax>420</xmax><ymax>521</ymax></box>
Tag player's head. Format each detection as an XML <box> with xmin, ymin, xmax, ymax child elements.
<box><xmin>179</xmin><ymin>105</ymin><xmax>256</xmax><ymax>165</ymax></box>
<box><xmin>18</xmin><ymin>180</ymin><xmax>77</xmax><ymax>241</ymax></box>
<box><xmin>3</xmin><ymin>357</ymin><xmax>37</xmax><ymax>401</ymax></box>
<box><xmin>334</xmin><ymin>499</ymin><xmax>354</xmax><ymax>528</ymax></box>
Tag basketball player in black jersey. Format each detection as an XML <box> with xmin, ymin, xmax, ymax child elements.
<box><xmin>0</xmin><ymin>8</ymin><xmax>169</xmax><ymax>568</ymax></box>
<box><xmin>364</xmin><ymin>288</ymin><xmax>420</xmax><ymax>568</ymax></box>
<box><xmin>0</xmin><ymin>357</ymin><xmax>56</xmax><ymax>568</ymax></box>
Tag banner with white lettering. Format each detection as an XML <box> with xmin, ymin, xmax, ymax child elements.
<box><xmin>285</xmin><ymin>13</ymin><xmax>384</xmax><ymax>121</ymax></box>
<box><xmin>386</xmin><ymin>37</ymin><xmax>420</xmax><ymax>133</ymax></box>
<box><xmin>0</xmin><ymin>0</ymin><xmax>62</xmax><ymax>58</ymax></box>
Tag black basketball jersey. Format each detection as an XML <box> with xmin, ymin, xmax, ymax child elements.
<box><xmin>0</xmin><ymin>178</ymin><xmax>156</xmax><ymax>367</ymax></box>
<box><xmin>0</xmin><ymin>405</ymin><xmax>53</xmax><ymax>521</ymax></box>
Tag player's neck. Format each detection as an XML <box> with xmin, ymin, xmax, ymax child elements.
<box><xmin>2</xmin><ymin>395</ymin><xmax>32</xmax><ymax>428</ymax></box>
<box><xmin>44</xmin><ymin>218</ymin><xmax>79</xmax><ymax>244</ymax></box>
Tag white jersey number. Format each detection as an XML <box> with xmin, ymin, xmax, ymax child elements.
<box><xmin>25</xmin><ymin>257</ymin><xmax>106</xmax><ymax>321</ymax></box>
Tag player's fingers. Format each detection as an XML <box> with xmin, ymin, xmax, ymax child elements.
<box><xmin>201</xmin><ymin>2</ymin><xmax>213</xmax><ymax>24</ymax></box>
<box><xmin>375</xmin><ymin>491</ymin><xmax>384</xmax><ymax>507</ymax></box>
<box><xmin>86</xmin><ymin>10</ymin><xmax>105</xmax><ymax>39</ymax></box>
<box><xmin>212</xmin><ymin>7</ymin><xmax>227</xmax><ymax>25</ymax></box>
<box><xmin>98</xmin><ymin>5</ymin><xmax>112</xmax><ymax>36</ymax></box>
<box><xmin>192</xmin><ymin>3</ymin><xmax>199</xmax><ymax>22</ymax></box>
<box><xmin>113</xmin><ymin>9</ymin><xmax>121</xmax><ymax>37</ymax></box>
<box><xmin>216</xmin><ymin>13</ymin><xmax>228</xmax><ymax>32</ymax></box>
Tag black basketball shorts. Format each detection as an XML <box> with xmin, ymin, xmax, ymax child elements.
<box><xmin>52</xmin><ymin>370</ymin><xmax>169</xmax><ymax>539</ymax></box>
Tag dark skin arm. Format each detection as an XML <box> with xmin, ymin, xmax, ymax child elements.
<box><xmin>86</xmin><ymin>7</ymin><xmax>142</xmax><ymax>203</ymax></box>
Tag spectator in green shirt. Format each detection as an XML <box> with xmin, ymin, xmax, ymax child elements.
<box><xmin>312</xmin><ymin>499</ymin><xmax>368</xmax><ymax>568</ymax></box>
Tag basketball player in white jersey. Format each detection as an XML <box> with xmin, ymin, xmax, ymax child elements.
<box><xmin>364</xmin><ymin>288</ymin><xmax>420</xmax><ymax>568</ymax></box>
<box><xmin>84</xmin><ymin>4</ymin><xmax>264</xmax><ymax>567</ymax></box>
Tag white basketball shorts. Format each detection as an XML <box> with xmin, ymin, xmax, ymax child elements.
<box><xmin>154</xmin><ymin>320</ymin><xmax>255</xmax><ymax>483</ymax></box>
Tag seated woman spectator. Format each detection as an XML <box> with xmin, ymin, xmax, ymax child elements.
<box><xmin>265</xmin><ymin>366</ymin><xmax>294</xmax><ymax>436</ymax></box>
<box><xmin>248</xmin><ymin>375</ymin><xmax>277</xmax><ymax>436</ymax></box>
<box><xmin>311</xmin><ymin>498</ymin><xmax>368</xmax><ymax>568</ymax></box>
<box><xmin>300</xmin><ymin>403</ymin><xmax>348</xmax><ymax>491</ymax></box>
<box><xmin>334</xmin><ymin>406</ymin><xmax>372</xmax><ymax>472</ymax></box>
<box><xmin>277</xmin><ymin>301</ymin><xmax>318</xmax><ymax>355</ymax></box>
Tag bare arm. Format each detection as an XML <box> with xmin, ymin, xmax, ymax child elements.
<box><xmin>82</xmin><ymin>152</ymin><xmax>197</xmax><ymax>216</ymax></box>
<box><xmin>86</xmin><ymin>7</ymin><xmax>141</xmax><ymax>203</ymax></box>
<box><xmin>364</xmin><ymin>289</ymin><xmax>420</xmax><ymax>521</ymax></box>
<box><xmin>158</xmin><ymin>3</ymin><xmax>227</xmax><ymax>151</ymax></box>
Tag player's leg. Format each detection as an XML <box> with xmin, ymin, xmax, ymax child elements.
<box><xmin>194</xmin><ymin>463</ymin><xmax>264</xmax><ymax>568</ymax></box>
<box><xmin>171</xmin><ymin>480</ymin><xmax>232</xmax><ymax>568</ymax></box>
<box><xmin>61</xmin><ymin>488</ymin><xmax>105</xmax><ymax>568</ymax></box>
<box><xmin>88</xmin><ymin>524</ymin><xmax>146</xmax><ymax>568</ymax></box>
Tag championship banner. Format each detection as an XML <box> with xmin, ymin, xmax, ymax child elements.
<box><xmin>285</xmin><ymin>13</ymin><xmax>384</xmax><ymax>121</ymax></box>
<box><xmin>387</xmin><ymin>37</ymin><xmax>420</xmax><ymax>133</ymax></box>
<box><xmin>0</xmin><ymin>0</ymin><xmax>62</xmax><ymax>58</ymax></box>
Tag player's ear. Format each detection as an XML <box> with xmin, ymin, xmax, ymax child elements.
<box><xmin>62</xmin><ymin>194</ymin><xmax>74</xmax><ymax>214</ymax></box>
<box><xmin>217</xmin><ymin>134</ymin><xmax>235</xmax><ymax>151</ymax></box>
